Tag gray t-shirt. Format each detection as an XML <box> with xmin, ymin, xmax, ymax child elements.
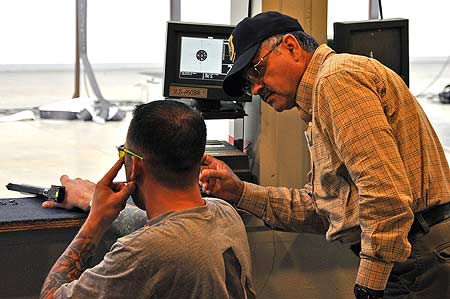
<box><xmin>55</xmin><ymin>198</ymin><xmax>255</xmax><ymax>299</ymax></box>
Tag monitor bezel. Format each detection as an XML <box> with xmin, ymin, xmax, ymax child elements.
<box><xmin>333</xmin><ymin>18</ymin><xmax>409</xmax><ymax>86</ymax></box>
<box><xmin>163</xmin><ymin>21</ymin><xmax>251</xmax><ymax>103</ymax></box>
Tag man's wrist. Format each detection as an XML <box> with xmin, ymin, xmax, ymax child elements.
<box><xmin>354</xmin><ymin>284</ymin><xmax>384</xmax><ymax>299</ymax></box>
<box><xmin>234</xmin><ymin>180</ymin><xmax>245</xmax><ymax>204</ymax></box>
<box><xmin>83</xmin><ymin>209</ymin><xmax>112</xmax><ymax>238</ymax></box>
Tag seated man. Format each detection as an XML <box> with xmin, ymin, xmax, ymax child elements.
<box><xmin>40</xmin><ymin>100</ymin><xmax>255</xmax><ymax>299</ymax></box>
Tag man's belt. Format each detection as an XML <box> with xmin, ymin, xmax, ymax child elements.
<box><xmin>409</xmin><ymin>202</ymin><xmax>450</xmax><ymax>234</ymax></box>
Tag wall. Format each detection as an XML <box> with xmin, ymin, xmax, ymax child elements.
<box><xmin>258</xmin><ymin>0</ymin><xmax>325</xmax><ymax>188</ymax></box>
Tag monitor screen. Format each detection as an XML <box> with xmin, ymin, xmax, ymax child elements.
<box><xmin>163</xmin><ymin>21</ymin><xmax>251</xmax><ymax>110</ymax></box>
<box><xmin>332</xmin><ymin>18</ymin><xmax>409</xmax><ymax>86</ymax></box>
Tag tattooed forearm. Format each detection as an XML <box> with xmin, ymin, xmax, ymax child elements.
<box><xmin>40</xmin><ymin>231</ymin><xmax>97</xmax><ymax>299</ymax></box>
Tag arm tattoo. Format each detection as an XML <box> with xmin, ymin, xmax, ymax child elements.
<box><xmin>40</xmin><ymin>231</ymin><xmax>97</xmax><ymax>299</ymax></box>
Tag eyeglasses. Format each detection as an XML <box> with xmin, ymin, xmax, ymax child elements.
<box><xmin>116</xmin><ymin>144</ymin><xmax>144</xmax><ymax>160</ymax></box>
<box><xmin>242</xmin><ymin>41</ymin><xmax>281</xmax><ymax>96</ymax></box>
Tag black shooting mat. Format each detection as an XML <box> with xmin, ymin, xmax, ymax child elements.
<box><xmin>0</xmin><ymin>197</ymin><xmax>85</xmax><ymax>224</ymax></box>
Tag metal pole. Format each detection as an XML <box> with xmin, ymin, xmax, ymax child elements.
<box><xmin>170</xmin><ymin>0</ymin><xmax>181</xmax><ymax>21</ymax></box>
<box><xmin>73</xmin><ymin>0</ymin><xmax>80</xmax><ymax>98</ymax></box>
<box><xmin>368</xmin><ymin>0</ymin><xmax>379</xmax><ymax>19</ymax></box>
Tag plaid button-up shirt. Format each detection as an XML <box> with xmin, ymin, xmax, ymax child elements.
<box><xmin>237</xmin><ymin>44</ymin><xmax>450</xmax><ymax>290</ymax></box>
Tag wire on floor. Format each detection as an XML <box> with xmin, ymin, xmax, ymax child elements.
<box><xmin>415</xmin><ymin>55</ymin><xmax>450</xmax><ymax>99</ymax></box>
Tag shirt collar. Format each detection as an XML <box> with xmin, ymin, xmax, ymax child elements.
<box><xmin>296</xmin><ymin>44</ymin><xmax>335</xmax><ymax>123</ymax></box>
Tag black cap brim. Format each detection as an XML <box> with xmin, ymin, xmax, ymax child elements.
<box><xmin>222</xmin><ymin>42</ymin><xmax>260</xmax><ymax>97</ymax></box>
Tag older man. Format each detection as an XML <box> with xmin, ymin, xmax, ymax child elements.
<box><xmin>200</xmin><ymin>11</ymin><xmax>450</xmax><ymax>299</ymax></box>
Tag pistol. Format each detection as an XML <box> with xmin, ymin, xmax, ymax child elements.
<box><xmin>6</xmin><ymin>183</ymin><xmax>65</xmax><ymax>203</ymax></box>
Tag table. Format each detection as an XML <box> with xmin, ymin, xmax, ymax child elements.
<box><xmin>0</xmin><ymin>197</ymin><xmax>111</xmax><ymax>299</ymax></box>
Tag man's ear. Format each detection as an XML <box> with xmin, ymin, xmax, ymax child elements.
<box><xmin>281</xmin><ymin>33</ymin><xmax>300</xmax><ymax>53</ymax></box>
<box><xmin>281</xmin><ymin>33</ymin><xmax>305</xmax><ymax>62</ymax></box>
<box><xmin>129</xmin><ymin>156</ymin><xmax>143</xmax><ymax>181</ymax></box>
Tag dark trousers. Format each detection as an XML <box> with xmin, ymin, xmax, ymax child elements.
<box><xmin>384</xmin><ymin>217</ymin><xmax>450</xmax><ymax>298</ymax></box>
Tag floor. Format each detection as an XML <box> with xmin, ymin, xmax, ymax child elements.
<box><xmin>0</xmin><ymin>61</ymin><xmax>449</xmax><ymax>199</ymax></box>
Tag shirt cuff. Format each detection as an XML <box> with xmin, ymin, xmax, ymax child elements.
<box><xmin>356</xmin><ymin>258</ymin><xmax>394</xmax><ymax>291</ymax></box>
<box><xmin>236</xmin><ymin>182</ymin><xmax>268</xmax><ymax>219</ymax></box>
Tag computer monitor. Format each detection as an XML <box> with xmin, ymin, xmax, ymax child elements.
<box><xmin>163</xmin><ymin>21</ymin><xmax>251</xmax><ymax>113</ymax></box>
<box><xmin>332</xmin><ymin>18</ymin><xmax>409</xmax><ymax>86</ymax></box>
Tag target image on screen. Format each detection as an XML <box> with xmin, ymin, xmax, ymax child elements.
<box><xmin>178</xmin><ymin>36</ymin><xmax>231</xmax><ymax>81</ymax></box>
<box><xmin>180</xmin><ymin>37</ymin><xmax>223</xmax><ymax>74</ymax></box>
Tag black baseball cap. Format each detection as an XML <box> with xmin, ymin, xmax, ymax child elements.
<box><xmin>223</xmin><ymin>11</ymin><xmax>304</xmax><ymax>97</ymax></box>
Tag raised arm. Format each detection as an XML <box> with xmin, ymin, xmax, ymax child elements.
<box><xmin>40</xmin><ymin>158</ymin><xmax>135</xmax><ymax>299</ymax></box>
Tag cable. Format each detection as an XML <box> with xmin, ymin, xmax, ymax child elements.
<box><xmin>256</xmin><ymin>230</ymin><xmax>276</xmax><ymax>296</ymax></box>
<box><xmin>415</xmin><ymin>55</ymin><xmax>450</xmax><ymax>98</ymax></box>
<box><xmin>378</xmin><ymin>0</ymin><xmax>383</xmax><ymax>20</ymax></box>
<box><xmin>247</xmin><ymin>131</ymin><xmax>260</xmax><ymax>180</ymax></box>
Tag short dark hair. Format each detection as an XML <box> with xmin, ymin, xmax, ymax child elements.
<box><xmin>127</xmin><ymin>100</ymin><xmax>207</xmax><ymax>188</ymax></box>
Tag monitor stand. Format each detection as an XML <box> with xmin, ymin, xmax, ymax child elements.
<box><xmin>191</xmin><ymin>99</ymin><xmax>221</xmax><ymax>110</ymax></box>
<box><xmin>191</xmin><ymin>99</ymin><xmax>246</xmax><ymax>120</ymax></box>
<box><xmin>167</xmin><ymin>98</ymin><xmax>246</xmax><ymax>119</ymax></box>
